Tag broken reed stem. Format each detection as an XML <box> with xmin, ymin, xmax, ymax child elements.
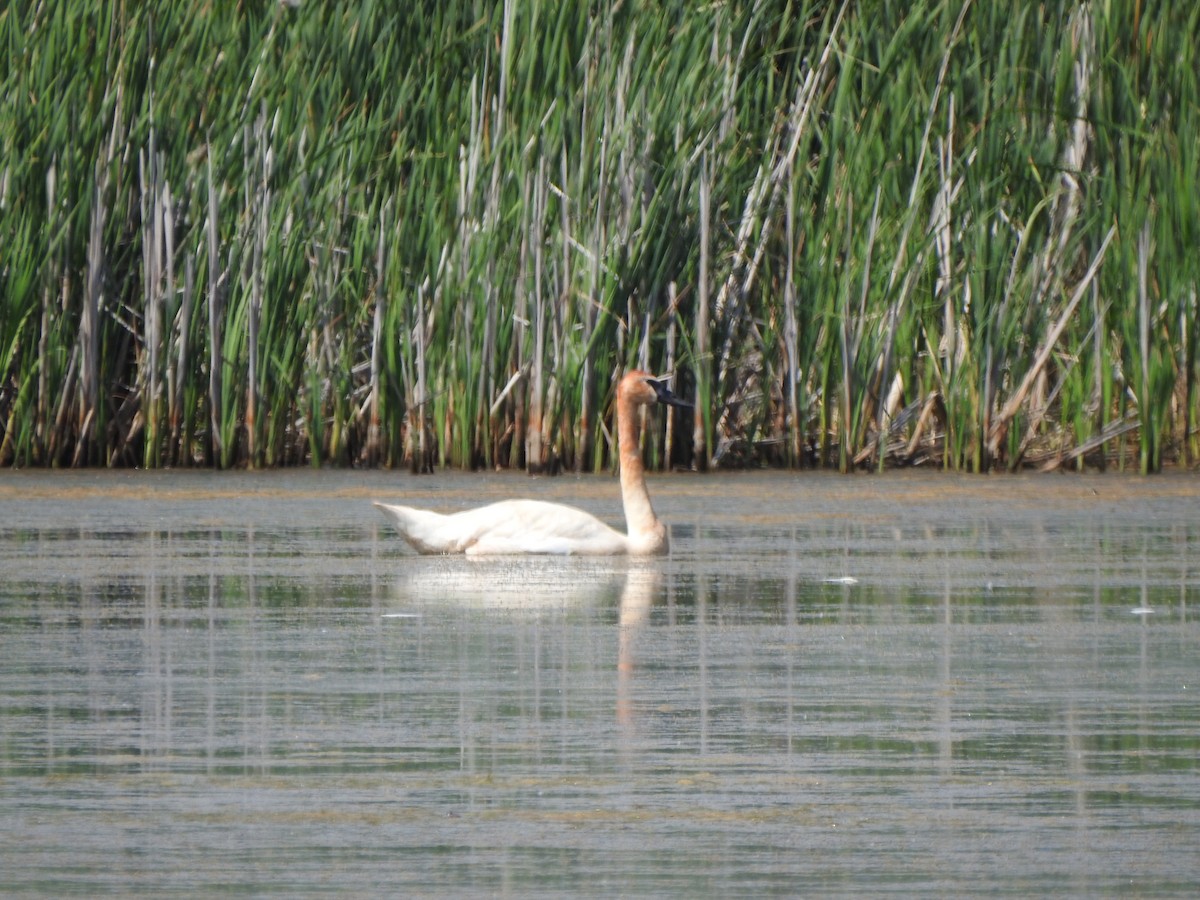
<box><xmin>694</xmin><ymin>151</ymin><xmax>711</xmax><ymax>471</ymax></box>
<box><xmin>989</xmin><ymin>224</ymin><xmax>1117</xmax><ymax>462</ymax></box>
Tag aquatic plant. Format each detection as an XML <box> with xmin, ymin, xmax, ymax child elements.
<box><xmin>1</xmin><ymin>1</ymin><xmax>1196</xmax><ymax>472</ymax></box>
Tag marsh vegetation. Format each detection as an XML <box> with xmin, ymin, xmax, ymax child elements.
<box><xmin>1</xmin><ymin>1</ymin><xmax>1196</xmax><ymax>472</ymax></box>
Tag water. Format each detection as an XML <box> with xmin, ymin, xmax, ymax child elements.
<box><xmin>2</xmin><ymin>469</ymin><xmax>1198</xmax><ymax>896</ymax></box>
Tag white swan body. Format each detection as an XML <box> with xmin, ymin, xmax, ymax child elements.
<box><xmin>374</xmin><ymin>499</ymin><xmax>634</xmax><ymax>556</ymax></box>
<box><xmin>374</xmin><ymin>371</ymin><xmax>690</xmax><ymax>556</ymax></box>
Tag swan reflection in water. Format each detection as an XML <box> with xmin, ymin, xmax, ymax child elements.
<box><xmin>386</xmin><ymin>559</ymin><xmax>661</xmax><ymax>738</ymax></box>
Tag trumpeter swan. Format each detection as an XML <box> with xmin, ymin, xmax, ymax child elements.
<box><xmin>374</xmin><ymin>370</ymin><xmax>690</xmax><ymax>556</ymax></box>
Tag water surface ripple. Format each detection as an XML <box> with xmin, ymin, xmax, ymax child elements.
<box><xmin>2</xmin><ymin>470</ymin><xmax>1198</xmax><ymax>896</ymax></box>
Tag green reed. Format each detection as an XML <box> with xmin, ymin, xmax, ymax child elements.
<box><xmin>0</xmin><ymin>0</ymin><xmax>1196</xmax><ymax>473</ymax></box>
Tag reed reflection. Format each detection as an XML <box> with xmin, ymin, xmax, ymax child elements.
<box><xmin>4</xmin><ymin>510</ymin><xmax>1195</xmax><ymax>795</ymax></box>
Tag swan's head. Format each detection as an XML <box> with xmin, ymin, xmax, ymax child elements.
<box><xmin>620</xmin><ymin>370</ymin><xmax>692</xmax><ymax>409</ymax></box>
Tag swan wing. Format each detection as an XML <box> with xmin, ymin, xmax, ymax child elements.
<box><xmin>373</xmin><ymin>503</ymin><xmax>463</xmax><ymax>554</ymax></box>
<box><xmin>456</xmin><ymin>500</ymin><xmax>629</xmax><ymax>556</ymax></box>
<box><xmin>375</xmin><ymin>499</ymin><xmax>629</xmax><ymax>556</ymax></box>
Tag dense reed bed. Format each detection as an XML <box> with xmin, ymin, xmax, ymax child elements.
<box><xmin>1</xmin><ymin>1</ymin><xmax>1196</xmax><ymax>473</ymax></box>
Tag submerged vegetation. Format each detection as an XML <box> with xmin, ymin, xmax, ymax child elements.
<box><xmin>0</xmin><ymin>1</ymin><xmax>1197</xmax><ymax>473</ymax></box>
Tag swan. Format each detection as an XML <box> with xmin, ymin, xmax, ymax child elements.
<box><xmin>374</xmin><ymin>370</ymin><xmax>690</xmax><ymax>556</ymax></box>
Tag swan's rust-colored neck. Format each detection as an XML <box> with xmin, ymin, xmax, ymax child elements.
<box><xmin>616</xmin><ymin>379</ymin><xmax>665</xmax><ymax>552</ymax></box>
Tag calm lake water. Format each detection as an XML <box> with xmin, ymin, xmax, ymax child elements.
<box><xmin>2</xmin><ymin>469</ymin><xmax>1198</xmax><ymax>896</ymax></box>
